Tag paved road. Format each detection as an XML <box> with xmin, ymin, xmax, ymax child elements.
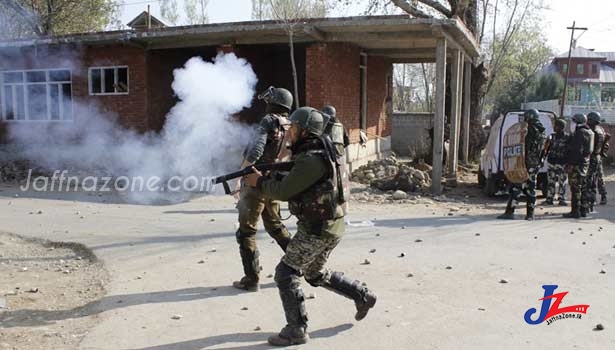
<box><xmin>0</xmin><ymin>183</ymin><xmax>613</xmax><ymax>350</ymax></box>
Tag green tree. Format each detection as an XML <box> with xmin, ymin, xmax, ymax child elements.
<box><xmin>0</xmin><ymin>0</ymin><xmax>118</xmax><ymax>39</ymax></box>
<box><xmin>487</xmin><ymin>26</ymin><xmax>552</xmax><ymax>113</ymax></box>
<box><xmin>530</xmin><ymin>72</ymin><xmax>564</xmax><ymax>102</ymax></box>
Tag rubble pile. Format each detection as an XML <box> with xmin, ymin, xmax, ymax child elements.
<box><xmin>0</xmin><ymin>160</ymin><xmax>45</xmax><ymax>182</ymax></box>
<box><xmin>351</xmin><ymin>155</ymin><xmax>432</xmax><ymax>194</ymax></box>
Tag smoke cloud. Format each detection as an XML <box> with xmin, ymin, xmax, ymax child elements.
<box><xmin>6</xmin><ymin>53</ymin><xmax>258</xmax><ymax>204</ymax></box>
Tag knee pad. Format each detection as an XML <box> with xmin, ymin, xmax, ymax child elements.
<box><xmin>235</xmin><ymin>229</ymin><xmax>255</xmax><ymax>245</ymax></box>
<box><xmin>305</xmin><ymin>272</ymin><xmax>326</xmax><ymax>287</ymax></box>
<box><xmin>275</xmin><ymin>262</ymin><xmax>301</xmax><ymax>289</ymax></box>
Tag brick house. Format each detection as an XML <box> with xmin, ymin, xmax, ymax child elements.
<box><xmin>0</xmin><ymin>15</ymin><xmax>479</xmax><ymax>185</ymax></box>
<box><xmin>542</xmin><ymin>47</ymin><xmax>615</xmax><ymax>119</ymax></box>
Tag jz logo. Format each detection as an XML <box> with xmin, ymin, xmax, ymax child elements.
<box><xmin>524</xmin><ymin>285</ymin><xmax>589</xmax><ymax>325</ymax></box>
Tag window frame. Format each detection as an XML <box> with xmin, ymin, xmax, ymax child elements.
<box><xmin>0</xmin><ymin>68</ymin><xmax>73</xmax><ymax>122</ymax></box>
<box><xmin>576</xmin><ymin>63</ymin><xmax>584</xmax><ymax>74</ymax></box>
<box><xmin>88</xmin><ymin>66</ymin><xmax>130</xmax><ymax>96</ymax></box>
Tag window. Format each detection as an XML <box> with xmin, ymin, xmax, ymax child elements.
<box><xmin>576</xmin><ymin>64</ymin><xmax>584</xmax><ymax>74</ymax></box>
<box><xmin>592</xmin><ymin>64</ymin><xmax>599</xmax><ymax>75</ymax></box>
<box><xmin>1</xmin><ymin>69</ymin><xmax>73</xmax><ymax>121</ymax></box>
<box><xmin>89</xmin><ymin>66</ymin><xmax>129</xmax><ymax>95</ymax></box>
<box><xmin>562</xmin><ymin>63</ymin><xmax>568</xmax><ymax>73</ymax></box>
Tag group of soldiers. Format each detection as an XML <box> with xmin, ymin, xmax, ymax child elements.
<box><xmin>232</xmin><ymin>86</ymin><xmax>375</xmax><ymax>346</ymax></box>
<box><xmin>498</xmin><ymin>109</ymin><xmax>609</xmax><ymax>220</ymax></box>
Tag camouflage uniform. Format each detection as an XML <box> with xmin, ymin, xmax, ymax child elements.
<box><xmin>585</xmin><ymin>123</ymin><xmax>606</xmax><ymax>211</ymax></box>
<box><xmin>564</xmin><ymin>121</ymin><xmax>594</xmax><ymax>218</ymax></box>
<box><xmin>498</xmin><ymin>111</ymin><xmax>546</xmax><ymax>220</ymax></box>
<box><xmin>234</xmin><ymin>112</ymin><xmax>291</xmax><ymax>290</ymax></box>
<box><xmin>545</xmin><ymin>126</ymin><xmax>569</xmax><ymax>205</ymax></box>
<box><xmin>255</xmin><ymin>107</ymin><xmax>376</xmax><ymax>346</ymax></box>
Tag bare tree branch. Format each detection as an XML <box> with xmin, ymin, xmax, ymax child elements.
<box><xmin>417</xmin><ymin>0</ymin><xmax>453</xmax><ymax>17</ymax></box>
<box><xmin>390</xmin><ymin>0</ymin><xmax>432</xmax><ymax>18</ymax></box>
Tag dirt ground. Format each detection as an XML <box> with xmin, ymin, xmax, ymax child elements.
<box><xmin>0</xmin><ymin>233</ymin><xmax>108</xmax><ymax>350</ymax></box>
<box><xmin>0</xmin><ymin>165</ymin><xmax>613</xmax><ymax>349</ymax></box>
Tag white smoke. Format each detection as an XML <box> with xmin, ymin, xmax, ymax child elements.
<box><xmin>7</xmin><ymin>53</ymin><xmax>258</xmax><ymax>204</ymax></box>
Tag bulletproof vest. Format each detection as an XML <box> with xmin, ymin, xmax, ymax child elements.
<box><xmin>261</xmin><ymin>113</ymin><xmax>291</xmax><ymax>163</ymax></box>
<box><xmin>324</xmin><ymin>118</ymin><xmax>346</xmax><ymax>157</ymax></box>
<box><xmin>547</xmin><ymin>132</ymin><xmax>569</xmax><ymax>165</ymax></box>
<box><xmin>524</xmin><ymin>122</ymin><xmax>547</xmax><ymax>169</ymax></box>
<box><xmin>592</xmin><ymin>125</ymin><xmax>605</xmax><ymax>156</ymax></box>
<box><xmin>288</xmin><ymin>138</ymin><xmax>345</xmax><ymax>221</ymax></box>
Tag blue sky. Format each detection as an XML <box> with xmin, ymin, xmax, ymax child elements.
<box><xmin>119</xmin><ymin>0</ymin><xmax>615</xmax><ymax>54</ymax></box>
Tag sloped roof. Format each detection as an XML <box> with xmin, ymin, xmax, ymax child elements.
<box><xmin>596</xmin><ymin>51</ymin><xmax>615</xmax><ymax>61</ymax></box>
<box><xmin>555</xmin><ymin>47</ymin><xmax>606</xmax><ymax>59</ymax></box>
<box><xmin>127</xmin><ymin>11</ymin><xmax>166</xmax><ymax>29</ymax></box>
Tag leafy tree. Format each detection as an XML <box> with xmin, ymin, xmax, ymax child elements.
<box><xmin>530</xmin><ymin>72</ymin><xmax>564</xmax><ymax>102</ymax></box>
<box><xmin>0</xmin><ymin>0</ymin><xmax>118</xmax><ymax>39</ymax></box>
<box><xmin>487</xmin><ymin>26</ymin><xmax>552</xmax><ymax>113</ymax></box>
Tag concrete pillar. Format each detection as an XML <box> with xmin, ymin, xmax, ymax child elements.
<box><xmin>462</xmin><ymin>60</ymin><xmax>472</xmax><ymax>164</ymax></box>
<box><xmin>431</xmin><ymin>38</ymin><xmax>447</xmax><ymax>195</ymax></box>
<box><xmin>447</xmin><ymin>50</ymin><xmax>462</xmax><ymax>185</ymax></box>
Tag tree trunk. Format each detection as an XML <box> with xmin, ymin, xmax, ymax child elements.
<box><xmin>289</xmin><ymin>30</ymin><xmax>300</xmax><ymax>109</ymax></box>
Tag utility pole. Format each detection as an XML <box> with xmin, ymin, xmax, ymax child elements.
<box><xmin>560</xmin><ymin>21</ymin><xmax>587</xmax><ymax>118</ymax></box>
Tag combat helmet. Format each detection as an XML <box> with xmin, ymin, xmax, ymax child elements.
<box><xmin>322</xmin><ymin>105</ymin><xmax>336</xmax><ymax>118</ymax></box>
<box><xmin>289</xmin><ymin>106</ymin><xmax>324</xmax><ymax>136</ymax></box>
<box><xmin>587</xmin><ymin>111</ymin><xmax>601</xmax><ymax>124</ymax></box>
<box><xmin>257</xmin><ymin>86</ymin><xmax>293</xmax><ymax>110</ymax></box>
<box><xmin>572</xmin><ymin>113</ymin><xmax>587</xmax><ymax>124</ymax></box>
<box><xmin>523</xmin><ymin>109</ymin><xmax>540</xmax><ymax>121</ymax></box>
<box><xmin>554</xmin><ymin>118</ymin><xmax>566</xmax><ymax>130</ymax></box>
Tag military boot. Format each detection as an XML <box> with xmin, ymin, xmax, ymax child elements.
<box><xmin>268</xmin><ymin>289</ymin><xmax>309</xmax><ymax>346</ymax></box>
<box><xmin>233</xmin><ymin>244</ymin><xmax>261</xmax><ymax>292</ymax></box>
<box><xmin>525</xmin><ymin>206</ymin><xmax>535</xmax><ymax>221</ymax></box>
<box><xmin>322</xmin><ymin>272</ymin><xmax>377</xmax><ymax>321</ymax></box>
<box><xmin>580</xmin><ymin>207</ymin><xmax>588</xmax><ymax>218</ymax></box>
<box><xmin>497</xmin><ymin>206</ymin><xmax>515</xmax><ymax>220</ymax></box>
<box><xmin>544</xmin><ymin>198</ymin><xmax>554</xmax><ymax>205</ymax></box>
<box><xmin>558</xmin><ymin>199</ymin><xmax>568</xmax><ymax>206</ymax></box>
<box><xmin>563</xmin><ymin>203</ymin><xmax>580</xmax><ymax>218</ymax></box>
<box><xmin>600</xmin><ymin>195</ymin><xmax>607</xmax><ymax>205</ymax></box>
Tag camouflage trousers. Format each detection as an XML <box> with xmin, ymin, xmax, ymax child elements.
<box><xmin>236</xmin><ymin>183</ymin><xmax>290</xmax><ymax>280</ymax></box>
<box><xmin>584</xmin><ymin>156</ymin><xmax>606</xmax><ymax>207</ymax></box>
<box><xmin>546</xmin><ymin>164</ymin><xmax>567</xmax><ymax>201</ymax></box>
<box><xmin>507</xmin><ymin>173</ymin><xmax>537</xmax><ymax>209</ymax></box>
<box><xmin>281</xmin><ymin>219</ymin><xmax>344</xmax><ymax>281</ymax></box>
<box><xmin>568</xmin><ymin>167</ymin><xmax>588</xmax><ymax>212</ymax></box>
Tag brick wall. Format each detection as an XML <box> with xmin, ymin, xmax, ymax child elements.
<box><xmin>305</xmin><ymin>43</ymin><xmax>392</xmax><ymax>143</ymax></box>
<box><xmin>391</xmin><ymin>113</ymin><xmax>432</xmax><ymax>157</ymax></box>
<box><xmin>0</xmin><ymin>44</ymin><xmax>149</xmax><ymax>143</ymax></box>
<box><xmin>80</xmin><ymin>45</ymin><xmax>148</xmax><ymax>132</ymax></box>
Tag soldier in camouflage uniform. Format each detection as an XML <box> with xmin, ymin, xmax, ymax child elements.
<box><xmin>586</xmin><ymin>111</ymin><xmax>608</xmax><ymax>209</ymax></box>
<box><xmin>245</xmin><ymin>107</ymin><xmax>376</xmax><ymax>346</ymax></box>
<box><xmin>545</xmin><ymin>118</ymin><xmax>569</xmax><ymax>206</ymax></box>
<box><xmin>564</xmin><ymin>113</ymin><xmax>594</xmax><ymax>218</ymax></box>
<box><xmin>232</xmin><ymin>86</ymin><xmax>294</xmax><ymax>292</ymax></box>
<box><xmin>498</xmin><ymin>109</ymin><xmax>547</xmax><ymax>221</ymax></box>
<box><xmin>321</xmin><ymin>105</ymin><xmax>350</xmax><ymax>156</ymax></box>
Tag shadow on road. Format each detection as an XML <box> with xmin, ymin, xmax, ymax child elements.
<box><xmin>0</xmin><ymin>284</ymin><xmax>275</xmax><ymax>328</ymax></box>
<box><xmin>125</xmin><ymin>323</ymin><xmax>354</xmax><ymax>350</ymax></box>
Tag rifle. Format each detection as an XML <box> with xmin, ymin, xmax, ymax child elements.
<box><xmin>213</xmin><ymin>161</ymin><xmax>295</xmax><ymax>195</ymax></box>
<box><xmin>533</xmin><ymin>136</ymin><xmax>552</xmax><ymax>175</ymax></box>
